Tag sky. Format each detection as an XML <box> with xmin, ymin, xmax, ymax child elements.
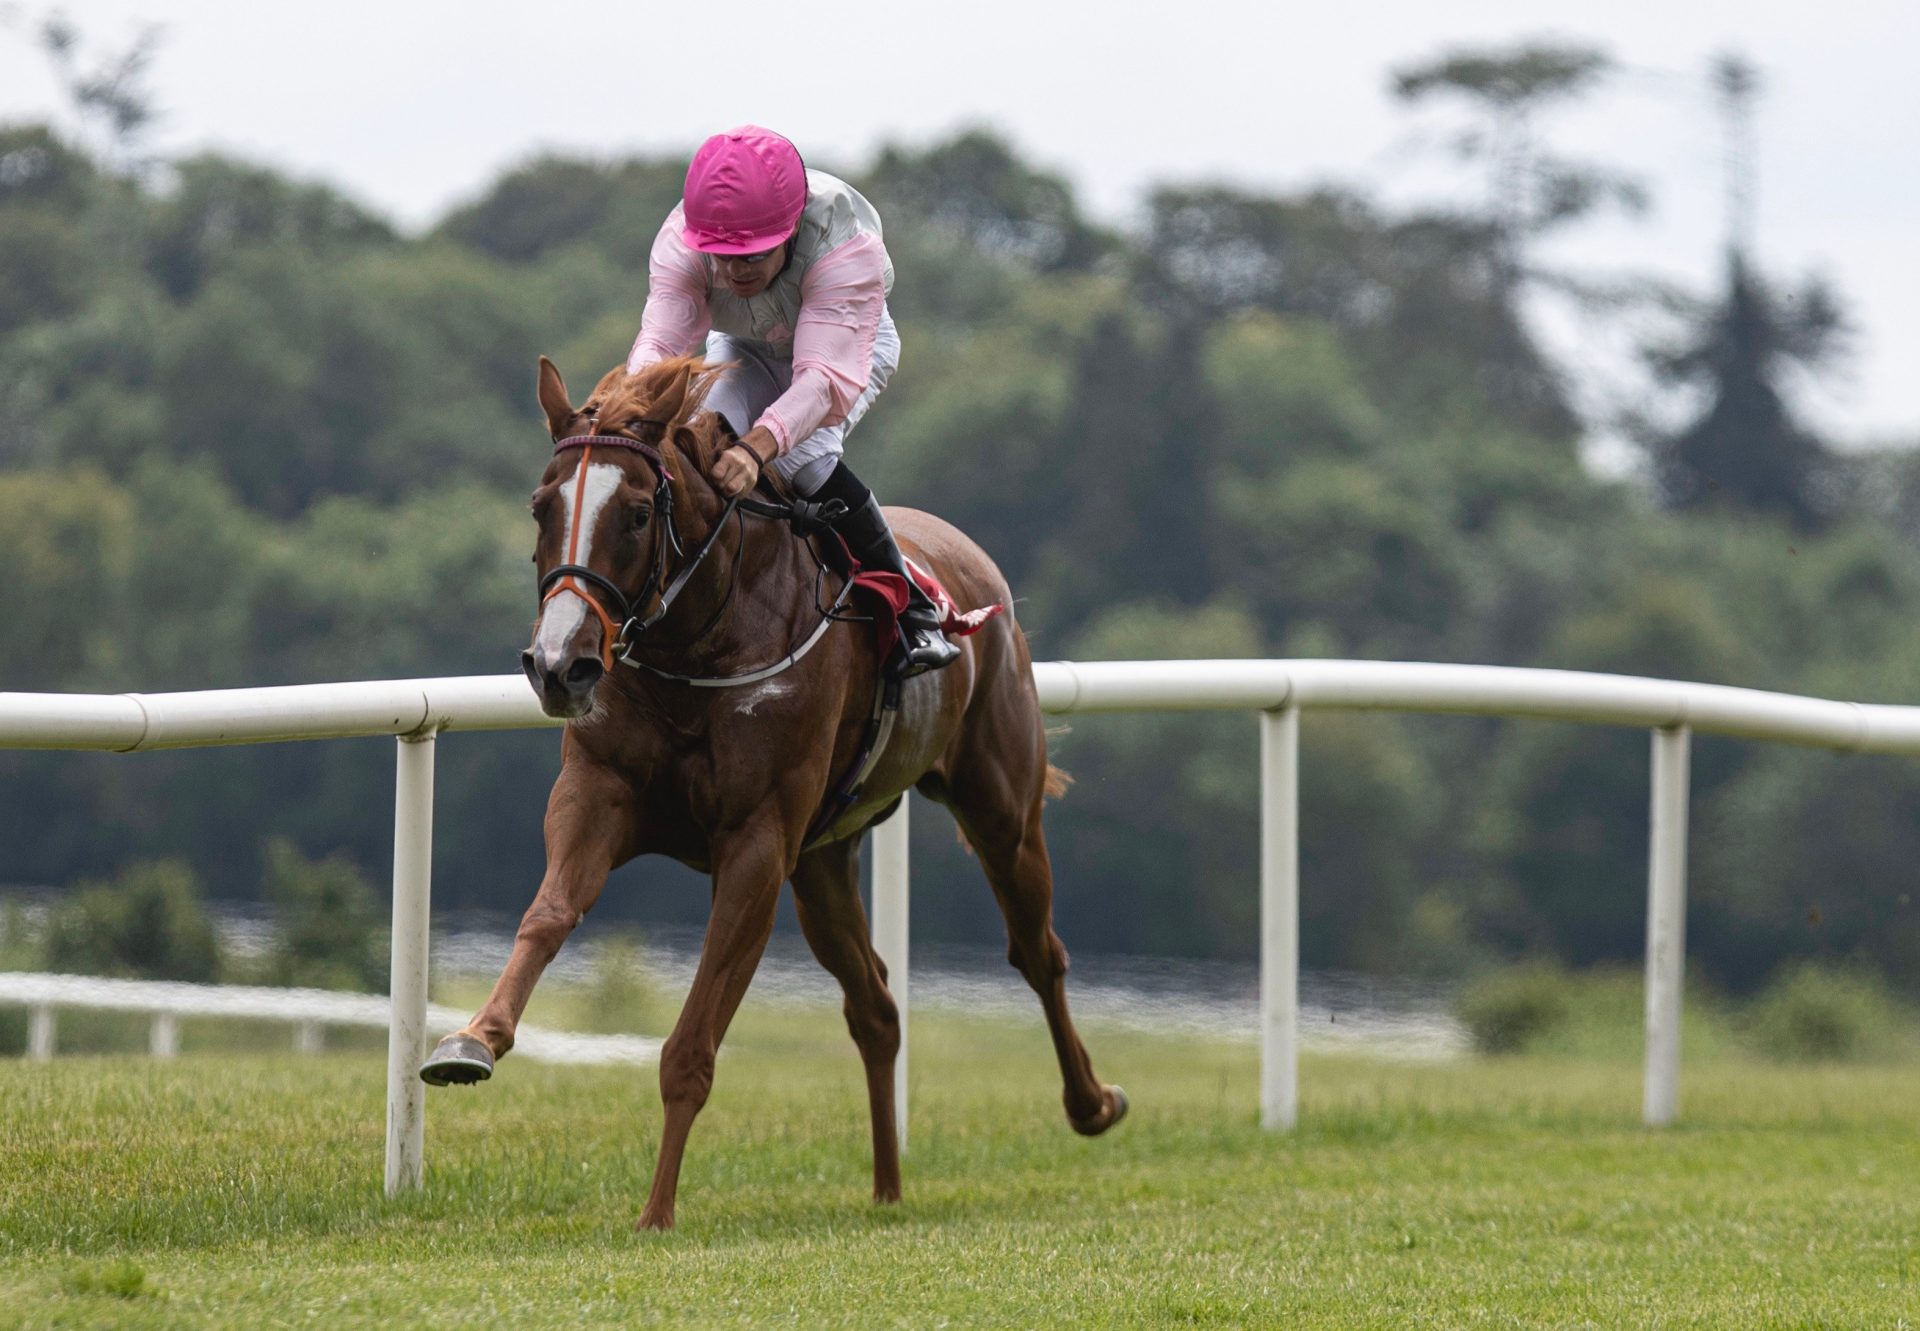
<box><xmin>2</xmin><ymin>0</ymin><xmax>1915</xmax><ymax>445</ymax></box>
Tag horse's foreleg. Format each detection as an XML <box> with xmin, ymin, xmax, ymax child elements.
<box><xmin>790</xmin><ymin>837</ymin><xmax>902</xmax><ymax>1203</ymax></box>
<box><xmin>637</xmin><ymin>826</ymin><xmax>789</xmax><ymax>1232</ymax></box>
<box><xmin>423</xmin><ymin>765</ymin><xmax>628</xmax><ymax>1083</ymax></box>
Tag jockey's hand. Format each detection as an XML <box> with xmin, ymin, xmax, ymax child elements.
<box><xmin>713</xmin><ymin>430</ymin><xmax>775</xmax><ymax>498</ymax></box>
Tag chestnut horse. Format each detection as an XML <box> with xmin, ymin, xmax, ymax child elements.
<box><xmin>422</xmin><ymin>355</ymin><xmax>1126</xmax><ymax>1230</ymax></box>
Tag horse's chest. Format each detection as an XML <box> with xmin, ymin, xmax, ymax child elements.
<box><xmin>728</xmin><ymin>677</ymin><xmax>800</xmax><ymax>719</ymax></box>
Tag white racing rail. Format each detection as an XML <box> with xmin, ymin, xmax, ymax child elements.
<box><xmin>5</xmin><ymin>661</ymin><xmax>1918</xmax><ymax>1194</ymax></box>
<box><xmin>0</xmin><ymin>970</ymin><xmax>661</xmax><ymax>1067</ymax></box>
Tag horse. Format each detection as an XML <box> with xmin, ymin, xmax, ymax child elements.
<box><xmin>421</xmin><ymin>354</ymin><xmax>1127</xmax><ymax>1231</ymax></box>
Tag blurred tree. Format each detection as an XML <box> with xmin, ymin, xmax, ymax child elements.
<box><xmin>42</xmin><ymin>859</ymin><xmax>221</xmax><ymax>981</ymax></box>
<box><xmin>1038</xmin><ymin>599</ymin><xmax>1266</xmax><ymax>956</ymax></box>
<box><xmin>1021</xmin><ymin>309</ymin><xmax>1215</xmax><ymax>630</ymax></box>
<box><xmin>0</xmin><ymin>125</ymin><xmax>108</xmax><ymax>340</ymax></box>
<box><xmin>1638</xmin><ymin>54</ymin><xmax>1845</xmax><ymax>530</ymax></box>
<box><xmin>144</xmin><ymin>154</ymin><xmax>396</xmax><ymax>300</ymax></box>
<box><xmin>258</xmin><ymin>837</ymin><xmax>386</xmax><ymax>991</ymax></box>
<box><xmin>1695</xmin><ymin>748</ymin><xmax>1920</xmax><ymax>995</ymax></box>
<box><xmin>0</xmin><ymin>121</ymin><xmax>97</xmax><ymax>211</ymax></box>
<box><xmin>0</xmin><ymin>466</ymin><xmax>135</xmax><ymax>687</ymax></box>
<box><xmin>37</xmin><ymin>9</ymin><xmax>162</xmax><ymax>176</ymax></box>
<box><xmin>863</xmin><ymin>128</ymin><xmax>1113</xmax><ymax>274</ymax></box>
<box><xmin>433</xmin><ymin>153</ymin><xmax>685</xmax><ymax>270</ymax></box>
<box><xmin>1137</xmin><ymin>186</ymin><xmax>1579</xmax><ymax>441</ymax></box>
<box><xmin>1473</xmin><ymin>564</ymin><xmax>1763</xmax><ymax>964</ymax></box>
<box><xmin>1390</xmin><ymin>40</ymin><xmax>1645</xmax><ymax>295</ymax></box>
<box><xmin>1641</xmin><ymin>252</ymin><xmax>1844</xmax><ymax>531</ymax></box>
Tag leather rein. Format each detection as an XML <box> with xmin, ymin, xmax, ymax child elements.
<box><xmin>537</xmin><ymin>428</ymin><xmax>853</xmax><ymax>687</ymax></box>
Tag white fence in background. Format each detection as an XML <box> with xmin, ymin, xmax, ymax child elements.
<box><xmin>0</xmin><ymin>970</ymin><xmax>660</xmax><ymax>1067</ymax></box>
<box><xmin>7</xmin><ymin>660</ymin><xmax>1920</xmax><ymax>1195</ymax></box>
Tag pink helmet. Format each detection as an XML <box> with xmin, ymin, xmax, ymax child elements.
<box><xmin>681</xmin><ymin>126</ymin><xmax>807</xmax><ymax>255</ymax></box>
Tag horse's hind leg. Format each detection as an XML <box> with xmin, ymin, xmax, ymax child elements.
<box><xmin>790</xmin><ymin>836</ymin><xmax>902</xmax><ymax>1202</ymax></box>
<box><xmin>942</xmin><ymin>702</ymin><xmax>1126</xmax><ymax>1136</ymax></box>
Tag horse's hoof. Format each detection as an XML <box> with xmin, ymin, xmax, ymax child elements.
<box><xmin>635</xmin><ymin>1210</ymin><xmax>674</xmax><ymax>1232</ymax></box>
<box><xmin>1070</xmin><ymin>1084</ymin><xmax>1129</xmax><ymax>1137</ymax></box>
<box><xmin>420</xmin><ymin>1032</ymin><xmax>494</xmax><ymax>1086</ymax></box>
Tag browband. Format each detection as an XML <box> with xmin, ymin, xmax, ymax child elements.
<box><xmin>553</xmin><ymin>430</ymin><xmax>670</xmax><ymax>473</ymax></box>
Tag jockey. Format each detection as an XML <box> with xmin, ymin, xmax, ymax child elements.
<box><xmin>627</xmin><ymin>125</ymin><xmax>960</xmax><ymax>678</ymax></box>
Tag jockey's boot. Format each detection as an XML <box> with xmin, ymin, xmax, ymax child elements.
<box><xmin>813</xmin><ymin>463</ymin><xmax>960</xmax><ymax>678</ymax></box>
<box><xmin>841</xmin><ymin>495</ymin><xmax>962</xmax><ymax>678</ymax></box>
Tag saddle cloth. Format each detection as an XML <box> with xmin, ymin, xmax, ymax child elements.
<box><xmin>850</xmin><ymin>557</ymin><xmax>1005</xmax><ymax>658</ymax></box>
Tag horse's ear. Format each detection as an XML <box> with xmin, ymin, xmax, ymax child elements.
<box><xmin>536</xmin><ymin>355</ymin><xmax>573</xmax><ymax>438</ymax></box>
<box><xmin>642</xmin><ymin>361</ymin><xmax>697</xmax><ymax>425</ymax></box>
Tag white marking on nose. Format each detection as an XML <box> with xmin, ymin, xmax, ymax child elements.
<box><xmin>533</xmin><ymin>462</ymin><xmax>624</xmax><ymax>670</ymax></box>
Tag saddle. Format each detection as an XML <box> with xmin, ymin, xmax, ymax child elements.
<box><xmin>773</xmin><ymin>494</ymin><xmax>1001</xmax><ymax>675</ymax></box>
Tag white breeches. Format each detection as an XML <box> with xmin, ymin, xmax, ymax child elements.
<box><xmin>703</xmin><ymin>309</ymin><xmax>900</xmax><ymax>496</ymax></box>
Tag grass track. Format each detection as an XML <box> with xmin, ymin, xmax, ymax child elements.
<box><xmin>3</xmin><ymin>1003</ymin><xmax>1918</xmax><ymax>1328</ymax></box>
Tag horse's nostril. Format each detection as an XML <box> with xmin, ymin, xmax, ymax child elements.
<box><xmin>565</xmin><ymin>658</ymin><xmax>602</xmax><ymax>687</ymax></box>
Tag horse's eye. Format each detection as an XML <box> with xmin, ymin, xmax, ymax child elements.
<box><xmin>631</xmin><ymin>506</ymin><xmax>653</xmax><ymax>529</ymax></box>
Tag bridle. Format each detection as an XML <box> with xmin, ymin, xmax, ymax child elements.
<box><xmin>538</xmin><ymin>426</ymin><xmax>745</xmax><ymax>670</ymax></box>
<box><xmin>536</xmin><ymin>426</ymin><xmax>856</xmax><ymax>681</ymax></box>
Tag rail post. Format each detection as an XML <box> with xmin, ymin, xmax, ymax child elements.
<box><xmin>27</xmin><ymin>1005</ymin><xmax>54</xmax><ymax>1061</ymax></box>
<box><xmin>1260</xmin><ymin>707</ymin><xmax>1300</xmax><ymax>1130</ymax></box>
<box><xmin>385</xmin><ymin>731</ymin><xmax>436</xmax><ymax>1196</ymax></box>
<box><xmin>150</xmin><ymin>1012</ymin><xmax>180</xmax><ymax>1058</ymax></box>
<box><xmin>1644</xmin><ymin>724</ymin><xmax>1691</xmax><ymax>1127</ymax></box>
<box><xmin>871</xmin><ymin>797</ymin><xmax>910</xmax><ymax>1153</ymax></box>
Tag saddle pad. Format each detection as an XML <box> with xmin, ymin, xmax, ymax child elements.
<box><xmin>848</xmin><ymin>559</ymin><xmax>1006</xmax><ymax>660</ymax></box>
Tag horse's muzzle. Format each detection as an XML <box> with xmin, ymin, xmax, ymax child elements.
<box><xmin>522</xmin><ymin>647</ymin><xmax>603</xmax><ymax>718</ymax></box>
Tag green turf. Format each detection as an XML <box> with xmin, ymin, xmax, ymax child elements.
<box><xmin>2</xmin><ymin>1000</ymin><xmax>1917</xmax><ymax>1329</ymax></box>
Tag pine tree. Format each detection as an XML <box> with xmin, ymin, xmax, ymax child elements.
<box><xmin>1650</xmin><ymin>252</ymin><xmax>1841</xmax><ymax>527</ymax></box>
<box><xmin>1644</xmin><ymin>55</ymin><xmax>1847</xmax><ymax>529</ymax></box>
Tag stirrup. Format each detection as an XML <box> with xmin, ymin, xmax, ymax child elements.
<box><xmin>896</xmin><ymin>624</ymin><xmax>961</xmax><ymax>679</ymax></box>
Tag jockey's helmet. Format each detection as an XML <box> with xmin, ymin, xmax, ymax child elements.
<box><xmin>681</xmin><ymin>126</ymin><xmax>806</xmax><ymax>255</ymax></box>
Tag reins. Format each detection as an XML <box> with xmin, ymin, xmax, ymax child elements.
<box><xmin>538</xmin><ymin>430</ymin><xmax>857</xmax><ymax>687</ymax></box>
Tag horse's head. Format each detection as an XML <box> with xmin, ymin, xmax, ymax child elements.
<box><xmin>522</xmin><ymin>354</ymin><xmax>727</xmax><ymax>717</ymax></box>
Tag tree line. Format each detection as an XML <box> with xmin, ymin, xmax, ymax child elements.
<box><xmin>5</xmin><ymin>42</ymin><xmax>1920</xmax><ymax>994</ymax></box>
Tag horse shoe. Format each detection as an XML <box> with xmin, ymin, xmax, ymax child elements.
<box><xmin>419</xmin><ymin>1032</ymin><xmax>495</xmax><ymax>1086</ymax></box>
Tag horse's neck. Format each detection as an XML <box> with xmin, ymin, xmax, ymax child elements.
<box><xmin>634</xmin><ymin>506</ymin><xmax>823</xmax><ymax>678</ymax></box>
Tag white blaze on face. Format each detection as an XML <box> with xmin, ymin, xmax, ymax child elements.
<box><xmin>533</xmin><ymin>461</ymin><xmax>625</xmax><ymax>669</ymax></box>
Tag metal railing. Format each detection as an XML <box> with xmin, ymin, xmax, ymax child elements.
<box><xmin>7</xmin><ymin>660</ymin><xmax>1917</xmax><ymax>1194</ymax></box>
<box><xmin>0</xmin><ymin>970</ymin><xmax>661</xmax><ymax>1067</ymax></box>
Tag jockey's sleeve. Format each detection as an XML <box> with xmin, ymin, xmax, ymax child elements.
<box><xmin>626</xmin><ymin>209</ymin><xmax>712</xmax><ymax>373</ymax></box>
<box><xmin>756</xmin><ymin>233</ymin><xmax>888</xmax><ymax>455</ymax></box>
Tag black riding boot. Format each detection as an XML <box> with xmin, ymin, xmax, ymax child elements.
<box><xmin>811</xmin><ymin>463</ymin><xmax>961</xmax><ymax>678</ymax></box>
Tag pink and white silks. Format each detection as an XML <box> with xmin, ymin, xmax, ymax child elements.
<box><xmin>627</xmin><ymin>170</ymin><xmax>900</xmax><ymax>495</ymax></box>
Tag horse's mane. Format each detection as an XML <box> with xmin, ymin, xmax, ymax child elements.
<box><xmin>585</xmin><ymin>356</ymin><xmax>731</xmax><ymax>479</ymax></box>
